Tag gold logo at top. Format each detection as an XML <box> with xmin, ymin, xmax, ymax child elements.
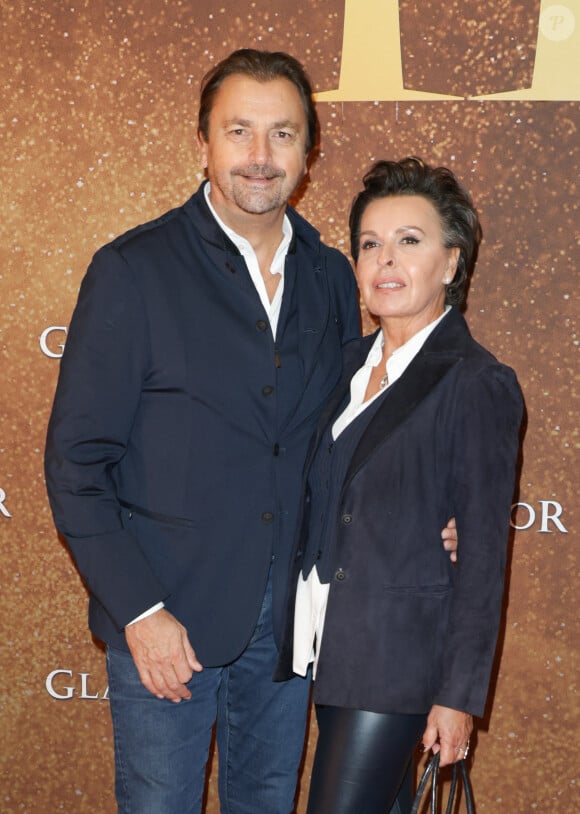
<box><xmin>315</xmin><ymin>0</ymin><xmax>580</xmax><ymax>101</ymax></box>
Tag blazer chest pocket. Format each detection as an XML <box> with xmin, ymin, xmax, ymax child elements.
<box><xmin>382</xmin><ymin>584</ymin><xmax>451</xmax><ymax>596</ymax></box>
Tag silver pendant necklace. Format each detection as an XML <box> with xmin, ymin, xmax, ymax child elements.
<box><xmin>379</xmin><ymin>335</ymin><xmax>389</xmax><ymax>389</ymax></box>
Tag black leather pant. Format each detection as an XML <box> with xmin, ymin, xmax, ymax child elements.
<box><xmin>306</xmin><ymin>705</ymin><xmax>427</xmax><ymax>814</ymax></box>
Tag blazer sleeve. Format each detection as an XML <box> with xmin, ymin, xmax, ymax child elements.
<box><xmin>44</xmin><ymin>246</ymin><xmax>167</xmax><ymax>628</ymax></box>
<box><xmin>434</xmin><ymin>361</ymin><xmax>523</xmax><ymax>716</ymax></box>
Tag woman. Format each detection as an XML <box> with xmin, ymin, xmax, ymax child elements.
<box><xmin>276</xmin><ymin>158</ymin><xmax>523</xmax><ymax>813</ymax></box>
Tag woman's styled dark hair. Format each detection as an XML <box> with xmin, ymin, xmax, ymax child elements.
<box><xmin>349</xmin><ymin>157</ymin><xmax>482</xmax><ymax>306</ymax></box>
<box><xmin>198</xmin><ymin>48</ymin><xmax>319</xmax><ymax>156</ymax></box>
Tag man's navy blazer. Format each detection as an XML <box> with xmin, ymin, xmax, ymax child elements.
<box><xmin>276</xmin><ymin>308</ymin><xmax>523</xmax><ymax>717</ymax></box>
<box><xmin>45</xmin><ymin>182</ymin><xmax>360</xmax><ymax>666</ymax></box>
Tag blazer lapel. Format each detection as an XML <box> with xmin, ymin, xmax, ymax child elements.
<box><xmin>292</xmin><ymin>250</ymin><xmax>330</xmax><ymax>383</ymax></box>
<box><xmin>344</xmin><ymin>309</ymin><xmax>470</xmax><ymax>484</ymax></box>
<box><xmin>303</xmin><ymin>335</ymin><xmax>374</xmax><ymax>474</ymax></box>
<box><xmin>283</xmin><ymin>205</ymin><xmax>344</xmax><ymax>386</ymax></box>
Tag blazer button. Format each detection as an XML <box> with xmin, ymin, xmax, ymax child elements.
<box><xmin>261</xmin><ymin>512</ymin><xmax>274</xmax><ymax>523</ymax></box>
<box><xmin>335</xmin><ymin>568</ymin><xmax>347</xmax><ymax>581</ymax></box>
<box><xmin>341</xmin><ymin>513</ymin><xmax>353</xmax><ymax>525</ymax></box>
<box><xmin>262</xmin><ymin>385</ymin><xmax>274</xmax><ymax>397</ymax></box>
<box><xmin>256</xmin><ymin>319</ymin><xmax>268</xmax><ymax>332</ymax></box>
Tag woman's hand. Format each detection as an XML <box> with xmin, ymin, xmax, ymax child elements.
<box><xmin>421</xmin><ymin>704</ymin><xmax>473</xmax><ymax>766</ymax></box>
<box><xmin>441</xmin><ymin>516</ymin><xmax>458</xmax><ymax>563</ymax></box>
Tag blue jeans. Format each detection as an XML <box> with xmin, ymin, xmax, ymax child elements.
<box><xmin>106</xmin><ymin>573</ymin><xmax>311</xmax><ymax>814</ymax></box>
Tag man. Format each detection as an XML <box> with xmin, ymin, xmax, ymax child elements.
<box><xmin>45</xmin><ymin>49</ymin><xmax>457</xmax><ymax>813</ymax></box>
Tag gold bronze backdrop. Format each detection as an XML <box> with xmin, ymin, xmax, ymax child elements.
<box><xmin>1</xmin><ymin>1</ymin><xmax>578</xmax><ymax>811</ymax></box>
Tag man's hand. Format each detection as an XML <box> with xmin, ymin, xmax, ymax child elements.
<box><xmin>442</xmin><ymin>517</ymin><xmax>458</xmax><ymax>563</ymax></box>
<box><xmin>124</xmin><ymin>608</ymin><xmax>203</xmax><ymax>703</ymax></box>
<box><xmin>422</xmin><ymin>704</ymin><xmax>473</xmax><ymax>767</ymax></box>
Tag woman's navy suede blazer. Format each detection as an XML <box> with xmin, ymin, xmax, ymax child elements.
<box><xmin>276</xmin><ymin>307</ymin><xmax>523</xmax><ymax>718</ymax></box>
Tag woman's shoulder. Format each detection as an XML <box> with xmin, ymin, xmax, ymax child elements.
<box><xmin>441</xmin><ymin>309</ymin><xmax>518</xmax><ymax>376</ymax></box>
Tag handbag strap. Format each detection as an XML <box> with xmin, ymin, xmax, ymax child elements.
<box><xmin>410</xmin><ymin>754</ymin><xmax>439</xmax><ymax>814</ymax></box>
<box><xmin>411</xmin><ymin>753</ymin><xmax>476</xmax><ymax>814</ymax></box>
<box><xmin>457</xmin><ymin>759</ymin><xmax>476</xmax><ymax>814</ymax></box>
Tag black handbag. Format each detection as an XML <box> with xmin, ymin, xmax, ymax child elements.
<box><xmin>410</xmin><ymin>753</ymin><xmax>475</xmax><ymax>814</ymax></box>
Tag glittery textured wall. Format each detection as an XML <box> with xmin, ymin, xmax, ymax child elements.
<box><xmin>1</xmin><ymin>1</ymin><xmax>577</xmax><ymax>812</ymax></box>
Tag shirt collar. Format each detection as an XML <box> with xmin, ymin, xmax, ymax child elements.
<box><xmin>367</xmin><ymin>306</ymin><xmax>452</xmax><ymax>386</ymax></box>
<box><xmin>203</xmin><ymin>182</ymin><xmax>293</xmax><ymax>270</ymax></box>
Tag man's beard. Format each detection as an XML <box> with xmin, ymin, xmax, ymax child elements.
<box><xmin>229</xmin><ymin>164</ymin><xmax>289</xmax><ymax>214</ymax></box>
